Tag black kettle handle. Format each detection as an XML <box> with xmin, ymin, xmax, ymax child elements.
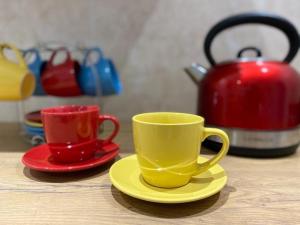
<box><xmin>204</xmin><ymin>12</ymin><xmax>300</xmax><ymax>66</ymax></box>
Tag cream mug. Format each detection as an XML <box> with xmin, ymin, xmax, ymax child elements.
<box><xmin>133</xmin><ymin>112</ymin><xmax>229</xmax><ymax>188</ymax></box>
<box><xmin>0</xmin><ymin>43</ymin><xmax>35</xmax><ymax>100</ymax></box>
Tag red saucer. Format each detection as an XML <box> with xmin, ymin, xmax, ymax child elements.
<box><xmin>25</xmin><ymin>110</ymin><xmax>42</xmax><ymax>123</ymax></box>
<box><xmin>22</xmin><ymin>142</ymin><xmax>119</xmax><ymax>172</ymax></box>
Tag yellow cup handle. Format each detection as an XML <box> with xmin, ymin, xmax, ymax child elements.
<box><xmin>0</xmin><ymin>43</ymin><xmax>27</xmax><ymax>68</ymax></box>
<box><xmin>194</xmin><ymin>127</ymin><xmax>229</xmax><ymax>175</ymax></box>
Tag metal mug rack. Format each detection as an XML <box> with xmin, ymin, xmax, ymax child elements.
<box><xmin>18</xmin><ymin>42</ymin><xmax>105</xmax><ymax>145</ymax></box>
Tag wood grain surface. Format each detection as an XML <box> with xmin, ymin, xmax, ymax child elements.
<box><xmin>0</xmin><ymin>122</ymin><xmax>299</xmax><ymax>225</ymax></box>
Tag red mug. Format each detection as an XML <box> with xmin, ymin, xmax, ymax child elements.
<box><xmin>41</xmin><ymin>105</ymin><xmax>119</xmax><ymax>163</ymax></box>
<box><xmin>41</xmin><ymin>48</ymin><xmax>82</xmax><ymax>96</ymax></box>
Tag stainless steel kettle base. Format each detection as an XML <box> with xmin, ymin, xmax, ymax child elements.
<box><xmin>203</xmin><ymin>139</ymin><xmax>298</xmax><ymax>158</ymax></box>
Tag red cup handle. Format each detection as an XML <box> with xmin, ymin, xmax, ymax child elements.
<box><xmin>47</xmin><ymin>47</ymin><xmax>72</xmax><ymax>68</ymax></box>
<box><xmin>98</xmin><ymin>114</ymin><xmax>120</xmax><ymax>144</ymax></box>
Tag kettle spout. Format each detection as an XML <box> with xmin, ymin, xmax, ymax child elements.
<box><xmin>184</xmin><ymin>64</ymin><xmax>207</xmax><ymax>85</ymax></box>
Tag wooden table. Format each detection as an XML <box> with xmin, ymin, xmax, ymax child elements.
<box><xmin>0</xmin><ymin>122</ymin><xmax>299</xmax><ymax>225</ymax></box>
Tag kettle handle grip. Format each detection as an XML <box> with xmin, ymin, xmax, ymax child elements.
<box><xmin>204</xmin><ymin>12</ymin><xmax>300</xmax><ymax>65</ymax></box>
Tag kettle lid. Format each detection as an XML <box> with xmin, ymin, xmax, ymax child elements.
<box><xmin>216</xmin><ymin>46</ymin><xmax>287</xmax><ymax>66</ymax></box>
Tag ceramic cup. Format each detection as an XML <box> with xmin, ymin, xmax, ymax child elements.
<box><xmin>23</xmin><ymin>48</ymin><xmax>46</xmax><ymax>96</ymax></box>
<box><xmin>0</xmin><ymin>43</ymin><xmax>35</xmax><ymax>100</ymax></box>
<box><xmin>41</xmin><ymin>48</ymin><xmax>82</xmax><ymax>97</ymax></box>
<box><xmin>132</xmin><ymin>112</ymin><xmax>229</xmax><ymax>188</ymax></box>
<box><xmin>42</xmin><ymin>105</ymin><xmax>119</xmax><ymax>163</ymax></box>
<box><xmin>78</xmin><ymin>47</ymin><xmax>122</xmax><ymax>96</ymax></box>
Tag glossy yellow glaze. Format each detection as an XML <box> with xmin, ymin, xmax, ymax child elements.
<box><xmin>132</xmin><ymin>112</ymin><xmax>229</xmax><ymax>188</ymax></box>
<box><xmin>24</xmin><ymin>120</ymin><xmax>43</xmax><ymax>128</ymax></box>
<box><xmin>0</xmin><ymin>43</ymin><xmax>35</xmax><ymax>100</ymax></box>
<box><xmin>109</xmin><ymin>154</ymin><xmax>227</xmax><ymax>203</ymax></box>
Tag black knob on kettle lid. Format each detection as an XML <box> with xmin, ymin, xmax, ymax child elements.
<box><xmin>204</xmin><ymin>12</ymin><xmax>300</xmax><ymax>65</ymax></box>
<box><xmin>237</xmin><ymin>47</ymin><xmax>262</xmax><ymax>58</ymax></box>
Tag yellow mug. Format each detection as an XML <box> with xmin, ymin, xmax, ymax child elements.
<box><xmin>0</xmin><ymin>43</ymin><xmax>35</xmax><ymax>100</ymax></box>
<box><xmin>133</xmin><ymin>112</ymin><xmax>229</xmax><ymax>188</ymax></box>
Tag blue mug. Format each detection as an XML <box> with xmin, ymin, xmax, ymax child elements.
<box><xmin>78</xmin><ymin>47</ymin><xmax>122</xmax><ymax>96</ymax></box>
<box><xmin>23</xmin><ymin>48</ymin><xmax>46</xmax><ymax>95</ymax></box>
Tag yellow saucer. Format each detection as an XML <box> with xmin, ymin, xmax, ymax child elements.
<box><xmin>24</xmin><ymin>120</ymin><xmax>43</xmax><ymax>128</ymax></box>
<box><xmin>109</xmin><ymin>154</ymin><xmax>227</xmax><ymax>204</ymax></box>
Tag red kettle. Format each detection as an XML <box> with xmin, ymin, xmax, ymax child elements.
<box><xmin>185</xmin><ymin>12</ymin><xmax>300</xmax><ymax>157</ymax></box>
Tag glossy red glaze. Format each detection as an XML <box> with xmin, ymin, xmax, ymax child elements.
<box><xmin>42</xmin><ymin>105</ymin><xmax>120</xmax><ymax>163</ymax></box>
<box><xmin>49</xmin><ymin>139</ymin><xmax>98</xmax><ymax>163</ymax></box>
<box><xmin>198</xmin><ymin>61</ymin><xmax>300</xmax><ymax>130</ymax></box>
<box><xmin>41</xmin><ymin>48</ymin><xmax>82</xmax><ymax>96</ymax></box>
<box><xmin>22</xmin><ymin>141</ymin><xmax>119</xmax><ymax>172</ymax></box>
<box><xmin>25</xmin><ymin>110</ymin><xmax>42</xmax><ymax>123</ymax></box>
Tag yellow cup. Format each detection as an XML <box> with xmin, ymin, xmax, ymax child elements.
<box><xmin>0</xmin><ymin>43</ymin><xmax>35</xmax><ymax>100</ymax></box>
<box><xmin>133</xmin><ymin>112</ymin><xmax>229</xmax><ymax>188</ymax></box>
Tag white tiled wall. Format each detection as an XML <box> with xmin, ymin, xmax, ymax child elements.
<box><xmin>1</xmin><ymin>0</ymin><xmax>299</xmax><ymax>121</ymax></box>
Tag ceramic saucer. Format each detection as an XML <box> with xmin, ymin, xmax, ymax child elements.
<box><xmin>23</xmin><ymin>125</ymin><xmax>44</xmax><ymax>137</ymax></box>
<box><xmin>24</xmin><ymin>120</ymin><xmax>43</xmax><ymax>128</ymax></box>
<box><xmin>22</xmin><ymin>142</ymin><xmax>119</xmax><ymax>172</ymax></box>
<box><xmin>109</xmin><ymin>155</ymin><xmax>227</xmax><ymax>204</ymax></box>
<box><xmin>25</xmin><ymin>110</ymin><xmax>42</xmax><ymax>123</ymax></box>
<box><xmin>23</xmin><ymin>124</ymin><xmax>44</xmax><ymax>132</ymax></box>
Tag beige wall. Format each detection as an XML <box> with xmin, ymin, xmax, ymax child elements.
<box><xmin>1</xmin><ymin>0</ymin><xmax>300</xmax><ymax>121</ymax></box>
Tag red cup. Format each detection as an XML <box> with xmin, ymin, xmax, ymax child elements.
<box><xmin>41</xmin><ymin>48</ymin><xmax>82</xmax><ymax>96</ymax></box>
<box><xmin>41</xmin><ymin>105</ymin><xmax>119</xmax><ymax>163</ymax></box>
